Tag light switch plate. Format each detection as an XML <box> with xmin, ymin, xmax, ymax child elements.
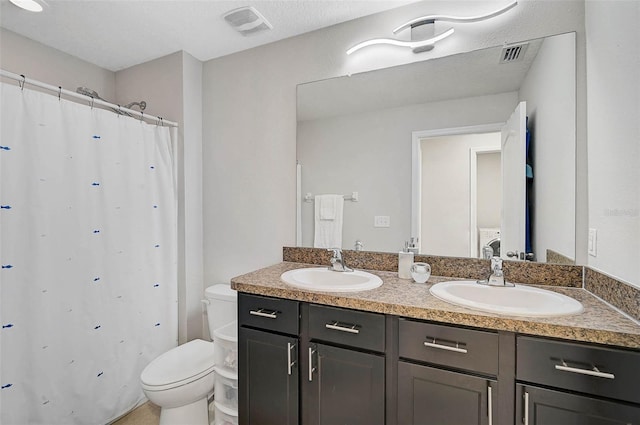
<box><xmin>588</xmin><ymin>228</ymin><xmax>597</xmax><ymax>256</ymax></box>
<box><xmin>374</xmin><ymin>216</ymin><xmax>390</xmax><ymax>228</ymax></box>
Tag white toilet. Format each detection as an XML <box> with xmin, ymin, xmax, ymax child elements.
<box><xmin>140</xmin><ymin>284</ymin><xmax>237</xmax><ymax>425</ymax></box>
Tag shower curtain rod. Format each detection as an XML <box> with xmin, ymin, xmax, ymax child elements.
<box><xmin>0</xmin><ymin>69</ymin><xmax>178</xmax><ymax>128</ymax></box>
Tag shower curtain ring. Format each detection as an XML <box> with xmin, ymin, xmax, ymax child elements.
<box><xmin>90</xmin><ymin>97</ymin><xmax>94</xmax><ymax>109</ymax></box>
<box><xmin>160</xmin><ymin>117</ymin><xmax>164</xmax><ymax>127</ymax></box>
<box><xmin>140</xmin><ymin>111</ymin><xmax>144</xmax><ymax>123</ymax></box>
<box><xmin>117</xmin><ymin>104</ymin><xmax>122</xmax><ymax>116</ymax></box>
<box><xmin>19</xmin><ymin>74</ymin><xmax>26</xmax><ymax>91</ymax></box>
<box><xmin>58</xmin><ymin>86</ymin><xmax>62</xmax><ymax>101</ymax></box>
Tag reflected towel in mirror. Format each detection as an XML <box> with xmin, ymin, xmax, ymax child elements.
<box><xmin>314</xmin><ymin>194</ymin><xmax>344</xmax><ymax>248</ymax></box>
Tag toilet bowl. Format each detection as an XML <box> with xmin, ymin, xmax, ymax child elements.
<box><xmin>141</xmin><ymin>339</ymin><xmax>216</xmax><ymax>424</ymax></box>
<box><xmin>140</xmin><ymin>284</ymin><xmax>237</xmax><ymax>425</ymax></box>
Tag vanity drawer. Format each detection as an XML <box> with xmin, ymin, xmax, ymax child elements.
<box><xmin>308</xmin><ymin>304</ymin><xmax>385</xmax><ymax>353</ymax></box>
<box><xmin>399</xmin><ymin>319</ymin><xmax>499</xmax><ymax>376</ymax></box>
<box><xmin>238</xmin><ymin>293</ymin><xmax>299</xmax><ymax>336</ymax></box>
<box><xmin>517</xmin><ymin>336</ymin><xmax>640</xmax><ymax>404</ymax></box>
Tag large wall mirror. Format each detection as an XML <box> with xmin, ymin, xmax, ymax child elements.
<box><xmin>297</xmin><ymin>32</ymin><xmax>576</xmax><ymax>264</ymax></box>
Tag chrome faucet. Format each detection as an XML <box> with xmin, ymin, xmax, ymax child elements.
<box><xmin>481</xmin><ymin>245</ymin><xmax>494</xmax><ymax>260</ymax></box>
<box><xmin>327</xmin><ymin>248</ymin><xmax>353</xmax><ymax>272</ymax></box>
<box><xmin>478</xmin><ymin>256</ymin><xmax>514</xmax><ymax>287</ymax></box>
<box><xmin>488</xmin><ymin>257</ymin><xmax>505</xmax><ymax>286</ymax></box>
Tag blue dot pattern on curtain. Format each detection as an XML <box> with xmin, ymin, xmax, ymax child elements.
<box><xmin>0</xmin><ymin>113</ymin><xmax>13</xmax><ymax>394</ymax></box>
<box><xmin>0</xmin><ymin>82</ymin><xmax>178</xmax><ymax>424</ymax></box>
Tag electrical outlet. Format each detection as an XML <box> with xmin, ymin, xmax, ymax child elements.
<box><xmin>374</xmin><ymin>216</ymin><xmax>390</xmax><ymax>228</ymax></box>
<box><xmin>588</xmin><ymin>228</ymin><xmax>597</xmax><ymax>256</ymax></box>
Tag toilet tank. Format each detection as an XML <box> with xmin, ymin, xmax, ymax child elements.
<box><xmin>203</xmin><ymin>284</ymin><xmax>237</xmax><ymax>340</ymax></box>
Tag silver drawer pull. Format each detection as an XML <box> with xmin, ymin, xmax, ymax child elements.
<box><xmin>308</xmin><ymin>347</ymin><xmax>317</xmax><ymax>382</ymax></box>
<box><xmin>287</xmin><ymin>343</ymin><xmax>296</xmax><ymax>376</ymax></box>
<box><xmin>555</xmin><ymin>361</ymin><xmax>615</xmax><ymax>379</ymax></box>
<box><xmin>488</xmin><ymin>384</ymin><xmax>493</xmax><ymax>425</ymax></box>
<box><xmin>423</xmin><ymin>338</ymin><xmax>468</xmax><ymax>354</ymax></box>
<box><xmin>249</xmin><ymin>308</ymin><xmax>278</xmax><ymax>319</ymax></box>
<box><xmin>325</xmin><ymin>322</ymin><xmax>360</xmax><ymax>334</ymax></box>
<box><xmin>523</xmin><ymin>391</ymin><xmax>529</xmax><ymax>425</ymax></box>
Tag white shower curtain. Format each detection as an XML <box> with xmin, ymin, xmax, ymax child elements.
<box><xmin>0</xmin><ymin>82</ymin><xmax>178</xmax><ymax>424</ymax></box>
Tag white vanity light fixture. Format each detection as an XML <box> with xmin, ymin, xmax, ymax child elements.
<box><xmin>347</xmin><ymin>1</ymin><xmax>517</xmax><ymax>55</ymax></box>
<box><xmin>346</xmin><ymin>28</ymin><xmax>455</xmax><ymax>55</ymax></box>
<box><xmin>9</xmin><ymin>0</ymin><xmax>44</xmax><ymax>12</ymax></box>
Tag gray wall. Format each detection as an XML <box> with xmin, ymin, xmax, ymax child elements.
<box><xmin>519</xmin><ymin>33</ymin><xmax>576</xmax><ymax>262</ymax></box>
<box><xmin>202</xmin><ymin>0</ymin><xmax>588</xmax><ymax>285</ymax></box>
<box><xmin>585</xmin><ymin>1</ymin><xmax>640</xmax><ymax>286</ymax></box>
<box><xmin>1</xmin><ymin>28</ymin><xmax>115</xmax><ymax>100</ymax></box>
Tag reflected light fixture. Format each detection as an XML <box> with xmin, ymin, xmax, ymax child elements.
<box><xmin>347</xmin><ymin>1</ymin><xmax>517</xmax><ymax>55</ymax></box>
<box><xmin>9</xmin><ymin>0</ymin><xmax>43</xmax><ymax>12</ymax></box>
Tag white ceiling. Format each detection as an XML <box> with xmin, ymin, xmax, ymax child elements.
<box><xmin>0</xmin><ymin>0</ymin><xmax>416</xmax><ymax>71</ymax></box>
<box><xmin>297</xmin><ymin>37</ymin><xmax>543</xmax><ymax>121</ymax></box>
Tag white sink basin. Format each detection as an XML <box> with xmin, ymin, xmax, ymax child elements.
<box><xmin>430</xmin><ymin>280</ymin><xmax>583</xmax><ymax>317</ymax></box>
<box><xmin>281</xmin><ymin>268</ymin><xmax>383</xmax><ymax>292</ymax></box>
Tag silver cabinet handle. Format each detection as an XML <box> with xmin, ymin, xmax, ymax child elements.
<box><xmin>249</xmin><ymin>308</ymin><xmax>278</xmax><ymax>319</ymax></box>
<box><xmin>308</xmin><ymin>347</ymin><xmax>317</xmax><ymax>382</ymax></box>
<box><xmin>555</xmin><ymin>361</ymin><xmax>615</xmax><ymax>379</ymax></box>
<box><xmin>488</xmin><ymin>384</ymin><xmax>493</xmax><ymax>425</ymax></box>
<box><xmin>423</xmin><ymin>338</ymin><xmax>467</xmax><ymax>354</ymax></box>
<box><xmin>523</xmin><ymin>391</ymin><xmax>529</xmax><ymax>425</ymax></box>
<box><xmin>325</xmin><ymin>322</ymin><xmax>360</xmax><ymax>334</ymax></box>
<box><xmin>287</xmin><ymin>343</ymin><xmax>296</xmax><ymax>376</ymax></box>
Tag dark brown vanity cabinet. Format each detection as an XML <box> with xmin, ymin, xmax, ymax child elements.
<box><xmin>303</xmin><ymin>304</ymin><xmax>386</xmax><ymax>425</ymax></box>
<box><xmin>238</xmin><ymin>292</ymin><xmax>640</xmax><ymax>425</ymax></box>
<box><xmin>516</xmin><ymin>336</ymin><xmax>640</xmax><ymax>424</ymax></box>
<box><xmin>238</xmin><ymin>294</ymin><xmax>386</xmax><ymax>425</ymax></box>
<box><xmin>238</xmin><ymin>294</ymin><xmax>300</xmax><ymax>425</ymax></box>
<box><xmin>397</xmin><ymin>319</ymin><xmax>503</xmax><ymax>425</ymax></box>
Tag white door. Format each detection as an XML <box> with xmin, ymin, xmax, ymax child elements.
<box><xmin>501</xmin><ymin>101</ymin><xmax>527</xmax><ymax>260</ymax></box>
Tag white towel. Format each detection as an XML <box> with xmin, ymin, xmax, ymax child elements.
<box><xmin>313</xmin><ymin>194</ymin><xmax>344</xmax><ymax>248</ymax></box>
<box><xmin>319</xmin><ymin>195</ymin><xmax>337</xmax><ymax>220</ymax></box>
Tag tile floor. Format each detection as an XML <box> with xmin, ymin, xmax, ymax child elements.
<box><xmin>111</xmin><ymin>401</ymin><xmax>221</xmax><ymax>425</ymax></box>
<box><xmin>111</xmin><ymin>402</ymin><xmax>160</xmax><ymax>425</ymax></box>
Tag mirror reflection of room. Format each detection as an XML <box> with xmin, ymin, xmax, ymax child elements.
<box><xmin>419</xmin><ymin>131</ymin><xmax>501</xmax><ymax>259</ymax></box>
<box><xmin>297</xmin><ymin>32</ymin><xmax>576</xmax><ymax>264</ymax></box>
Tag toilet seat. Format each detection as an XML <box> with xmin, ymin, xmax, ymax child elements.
<box><xmin>141</xmin><ymin>339</ymin><xmax>215</xmax><ymax>391</ymax></box>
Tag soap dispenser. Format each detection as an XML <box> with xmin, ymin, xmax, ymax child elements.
<box><xmin>398</xmin><ymin>242</ymin><xmax>414</xmax><ymax>279</ymax></box>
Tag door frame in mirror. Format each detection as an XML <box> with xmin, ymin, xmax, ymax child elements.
<box><xmin>469</xmin><ymin>146</ymin><xmax>501</xmax><ymax>258</ymax></box>
<box><xmin>411</xmin><ymin>123</ymin><xmax>503</xmax><ymax>256</ymax></box>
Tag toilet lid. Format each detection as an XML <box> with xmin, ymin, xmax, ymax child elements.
<box><xmin>141</xmin><ymin>339</ymin><xmax>215</xmax><ymax>387</ymax></box>
<box><xmin>204</xmin><ymin>284</ymin><xmax>237</xmax><ymax>302</ymax></box>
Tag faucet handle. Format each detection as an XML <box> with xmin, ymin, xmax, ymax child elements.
<box><xmin>490</xmin><ymin>256</ymin><xmax>503</xmax><ymax>273</ymax></box>
<box><xmin>327</xmin><ymin>248</ymin><xmax>343</xmax><ymax>263</ymax></box>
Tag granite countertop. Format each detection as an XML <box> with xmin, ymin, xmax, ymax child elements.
<box><xmin>231</xmin><ymin>262</ymin><xmax>640</xmax><ymax>349</ymax></box>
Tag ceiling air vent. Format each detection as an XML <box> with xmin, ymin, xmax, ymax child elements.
<box><xmin>500</xmin><ymin>43</ymin><xmax>529</xmax><ymax>63</ymax></box>
<box><xmin>223</xmin><ymin>6</ymin><xmax>273</xmax><ymax>36</ymax></box>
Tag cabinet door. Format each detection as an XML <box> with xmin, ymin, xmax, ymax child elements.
<box><xmin>239</xmin><ymin>327</ymin><xmax>298</xmax><ymax>425</ymax></box>
<box><xmin>398</xmin><ymin>361</ymin><xmax>497</xmax><ymax>425</ymax></box>
<box><xmin>517</xmin><ymin>384</ymin><xmax>640</xmax><ymax>425</ymax></box>
<box><xmin>305</xmin><ymin>343</ymin><xmax>385</xmax><ymax>425</ymax></box>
